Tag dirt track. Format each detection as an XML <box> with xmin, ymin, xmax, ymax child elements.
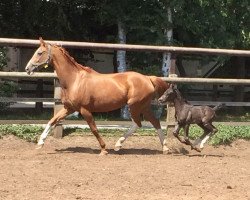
<box><xmin>0</xmin><ymin>135</ymin><xmax>249</xmax><ymax>200</ymax></box>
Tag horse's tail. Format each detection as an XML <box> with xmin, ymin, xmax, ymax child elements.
<box><xmin>149</xmin><ymin>76</ymin><xmax>170</xmax><ymax>97</ymax></box>
<box><xmin>213</xmin><ymin>103</ymin><xmax>225</xmax><ymax>111</ymax></box>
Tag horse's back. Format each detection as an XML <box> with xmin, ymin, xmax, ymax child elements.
<box><xmin>94</xmin><ymin>71</ymin><xmax>158</xmax><ymax>105</ymax></box>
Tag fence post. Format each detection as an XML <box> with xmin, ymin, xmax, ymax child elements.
<box><xmin>53</xmin><ymin>79</ymin><xmax>63</xmax><ymax>138</ymax></box>
<box><xmin>166</xmin><ymin>56</ymin><xmax>177</xmax><ymax>138</ymax></box>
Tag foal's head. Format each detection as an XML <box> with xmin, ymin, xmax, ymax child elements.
<box><xmin>25</xmin><ymin>37</ymin><xmax>52</xmax><ymax>75</ymax></box>
<box><xmin>158</xmin><ymin>85</ymin><xmax>177</xmax><ymax>104</ymax></box>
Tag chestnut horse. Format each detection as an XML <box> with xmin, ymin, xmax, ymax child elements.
<box><xmin>25</xmin><ymin>38</ymin><xmax>170</xmax><ymax>155</ymax></box>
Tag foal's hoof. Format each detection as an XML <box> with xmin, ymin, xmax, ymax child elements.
<box><xmin>99</xmin><ymin>150</ymin><xmax>108</xmax><ymax>156</ymax></box>
<box><xmin>35</xmin><ymin>144</ymin><xmax>44</xmax><ymax>150</ymax></box>
<box><xmin>191</xmin><ymin>146</ymin><xmax>202</xmax><ymax>153</ymax></box>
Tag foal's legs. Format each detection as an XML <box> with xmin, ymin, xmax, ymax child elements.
<box><xmin>193</xmin><ymin>122</ymin><xmax>218</xmax><ymax>150</ymax></box>
<box><xmin>36</xmin><ymin>107</ymin><xmax>73</xmax><ymax>149</ymax></box>
<box><xmin>193</xmin><ymin>123</ymin><xmax>210</xmax><ymax>148</ymax></box>
<box><xmin>199</xmin><ymin>123</ymin><xmax>218</xmax><ymax>149</ymax></box>
<box><xmin>80</xmin><ymin>108</ymin><xmax>107</xmax><ymax>155</ymax></box>
<box><xmin>183</xmin><ymin>124</ymin><xmax>201</xmax><ymax>152</ymax></box>
<box><xmin>173</xmin><ymin>123</ymin><xmax>201</xmax><ymax>152</ymax></box>
<box><xmin>173</xmin><ymin>124</ymin><xmax>185</xmax><ymax>143</ymax></box>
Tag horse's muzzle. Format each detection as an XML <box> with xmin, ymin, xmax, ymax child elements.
<box><xmin>25</xmin><ymin>64</ymin><xmax>36</xmax><ymax>75</ymax></box>
<box><xmin>158</xmin><ymin>97</ymin><xmax>165</xmax><ymax>104</ymax></box>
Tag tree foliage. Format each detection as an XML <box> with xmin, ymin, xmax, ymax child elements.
<box><xmin>0</xmin><ymin>0</ymin><xmax>249</xmax><ymax>73</ymax></box>
<box><xmin>0</xmin><ymin>0</ymin><xmax>248</xmax><ymax>47</ymax></box>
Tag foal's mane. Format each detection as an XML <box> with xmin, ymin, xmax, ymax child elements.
<box><xmin>53</xmin><ymin>45</ymin><xmax>97</xmax><ymax>73</ymax></box>
<box><xmin>174</xmin><ymin>89</ymin><xmax>190</xmax><ymax>104</ymax></box>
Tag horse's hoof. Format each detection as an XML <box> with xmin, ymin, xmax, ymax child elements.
<box><xmin>114</xmin><ymin>137</ymin><xmax>125</xmax><ymax>151</ymax></box>
<box><xmin>35</xmin><ymin>144</ymin><xmax>44</xmax><ymax>150</ymax></box>
<box><xmin>99</xmin><ymin>150</ymin><xmax>108</xmax><ymax>156</ymax></box>
<box><xmin>162</xmin><ymin>146</ymin><xmax>170</xmax><ymax>154</ymax></box>
<box><xmin>114</xmin><ymin>145</ymin><xmax>122</xmax><ymax>152</ymax></box>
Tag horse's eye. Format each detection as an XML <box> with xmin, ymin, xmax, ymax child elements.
<box><xmin>37</xmin><ymin>52</ymin><xmax>43</xmax><ymax>56</ymax></box>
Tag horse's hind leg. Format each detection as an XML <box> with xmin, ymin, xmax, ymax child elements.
<box><xmin>114</xmin><ymin>105</ymin><xmax>141</xmax><ymax>151</ymax></box>
<box><xmin>142</xmin><ymin>108</ymin><xmax>169</xmax><ymax>153</ymax></box>
<box><xmin>36</xmin><ymin>107</ymin><xmax>73</xmax><ymax>149</ymax></box>
<box><xmin>80</xmin><ymin>108</ymin><xmax>107</xmax><ymax>155</ymax></box>
<box><xmin>194</xmin><ymin>122</ymin><xmax>218</xmax><ymax>150</ymax></box>
<box><xmin>199</xmin><ymin>123</ymin><xmax>218</xmax><ymax>149</ymax></box>
<box><xmin>114</xmin><ymin>121</ymin><xmax>139</xmax><ymax>151</ymax></box>
<box><xmin>193</xmin><ymin>123</ymin><xmax>210</xmax><ymax>148</ymax></box>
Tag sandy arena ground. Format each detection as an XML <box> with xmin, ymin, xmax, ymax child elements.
<box><xmin>0</xmin><ymin>135</ymin><xmax>249</xmax><ymax>200</ymax></box>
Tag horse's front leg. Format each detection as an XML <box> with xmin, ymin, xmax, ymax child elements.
<box><xmin>36</xmin><ymin>107</ymin><xmax>73</xmax><ymax>149</ymax></box>
<box><xmin>173</xmin><ymin>123</ymin><xmax>186</xmax><ymax>144</ymax></box>
<box><xmin>81</xmin><ymin>108</ymin><xmax>107</xmax><ymax>155</ymax></box>
<box><xmin>183</xmin><ymin>124</ymin><xmax>201</xmax><ymax>152</ymax></box>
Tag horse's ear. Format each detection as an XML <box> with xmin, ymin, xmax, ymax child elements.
<box><xmin>171</xmin><ymin>83</ymin><xmax>177</xmax><ymax>90</ymax></box>
<box><xmin>39</xmin><ymin>37</ymin><xmax>46</xmax><ymax>46</ymax></box>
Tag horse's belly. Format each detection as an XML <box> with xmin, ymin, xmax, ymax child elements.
<box><xmin>77</xmin><ymin>94</ymin><xmax>127</xmax><ymax>112</ymax></box>
<box><xmin>93</xmin><ymin>103</ymin><xmax>125</xmax><ymax>112</ymax></box>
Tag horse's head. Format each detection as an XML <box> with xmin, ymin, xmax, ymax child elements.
<box><xmin>158</xmin><ymin>84</ymin><xmax>177</xmax><ymax>104</ymax></box>
<box><xmin>25</xmin><ymin>37</ymin><xmax>52</xmax><ymax>75</ymax></box>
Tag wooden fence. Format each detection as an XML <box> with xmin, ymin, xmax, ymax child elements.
<box><xmin>0</xmin><ymin>38</ymin><xmax>250</xmax><ymax>138</ymax></box>
<box><xmin>1</xmin><ymin>72</ymin><xmax>250</xmax><ymax>105</ymax></box>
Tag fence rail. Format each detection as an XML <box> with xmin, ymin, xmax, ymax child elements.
<box><xmin>1</xmin><ymin>72</ymin><xmax>250</xmax><ymax>85</ymax></box>
<box><xmin>0</xmin><ymin>72</ymin><xmax>57</xmax><ymax>78</ymax></box>
<box><xmin>1</xmin><ymin>72</ymin><xmax>250</xmax><ymax>107</ymax></box>
<box><xmin>0</xmin><ymin>38</ymin><xmax>250</xmax><ymax>56</ymax></box>
<box><xmin>0</xmin><ymin>97</ymin><xmax>59</xmax><ymax>102</ymax></box>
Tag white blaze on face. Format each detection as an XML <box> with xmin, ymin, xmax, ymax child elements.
<box><xmin>25</xmin><ymin>47</ymin><xmax>42</xmax><ymax>72</ymax></box>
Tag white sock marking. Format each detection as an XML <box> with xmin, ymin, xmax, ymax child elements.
<box><xmin>37</xmin><ymin>123</ymin><xmax>52</xmax><ymax>145</ymax></box>
<box><xmin>199</xmin><ymin>135</ymin><xmax>210</xmax><ymax>149</ymax></box>
<box><xmin>157</xmin><ymin>129</ymin><xmax>165</xmax><ymax>145</ymax></box>
<box><xmin>114</xmin><ymin>123</ymin><xmax>138</xmax><ymax>150</ymax></box>
<box><xmin>193</xmin><ymin>138</ymin><xmax>202</xmax><ymax>146</ymax></box>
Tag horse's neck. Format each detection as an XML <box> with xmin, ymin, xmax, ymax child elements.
<box><xmin>173</xmin><ymin>93</ymin><xmax>187</xmax><ymax>114</ymax></box>
<box><xmin>51</xmin><ymin>48</ymin><xmax>83</xmax><ymax>89</ymax></box>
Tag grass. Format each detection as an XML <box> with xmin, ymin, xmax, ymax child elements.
<box><xmin>0</xmin><ymin>124</ymin><xmax>43</xmax><ymax>142</ymax></box>
<box><xmin>0</xmin><ymin>124</ymin><xmax>249</xmax><ymax>146</ymax></box>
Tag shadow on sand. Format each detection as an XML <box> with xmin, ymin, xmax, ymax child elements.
<box><xmin>170</xmin><ymin>147</ymin><xmax>225</xmax><ymax>158</ymax></box>
<box><xmin>54</xmin><ymin>146</ymin><xmax>163</xmax><ymax>155</ymax></box>
<box><xmin>52</xmin><ymin>146</ymin><xmax>225</xmax><ymax>157</ymax></box>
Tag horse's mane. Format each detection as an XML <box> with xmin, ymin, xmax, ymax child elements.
<box><xmin>53</xmin><ymin>45</ymin><xmax>98</xmax><ymax>74</ymax></box>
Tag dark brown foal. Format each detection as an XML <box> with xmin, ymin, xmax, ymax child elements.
<box><xmin>158</xmin><ymin>85</ymin><xmax>224</xmax><ymax>152</ymax></box>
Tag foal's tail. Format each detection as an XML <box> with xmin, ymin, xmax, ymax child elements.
<box><xmin>213</xmin><ymin>103</ymin><xmax>226</xmax><ymax>111</ymax></box>
<box><xmin>149</xmin><ymin>76</ymin><xmax>170</xmax><ymax>97</ymax></box>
